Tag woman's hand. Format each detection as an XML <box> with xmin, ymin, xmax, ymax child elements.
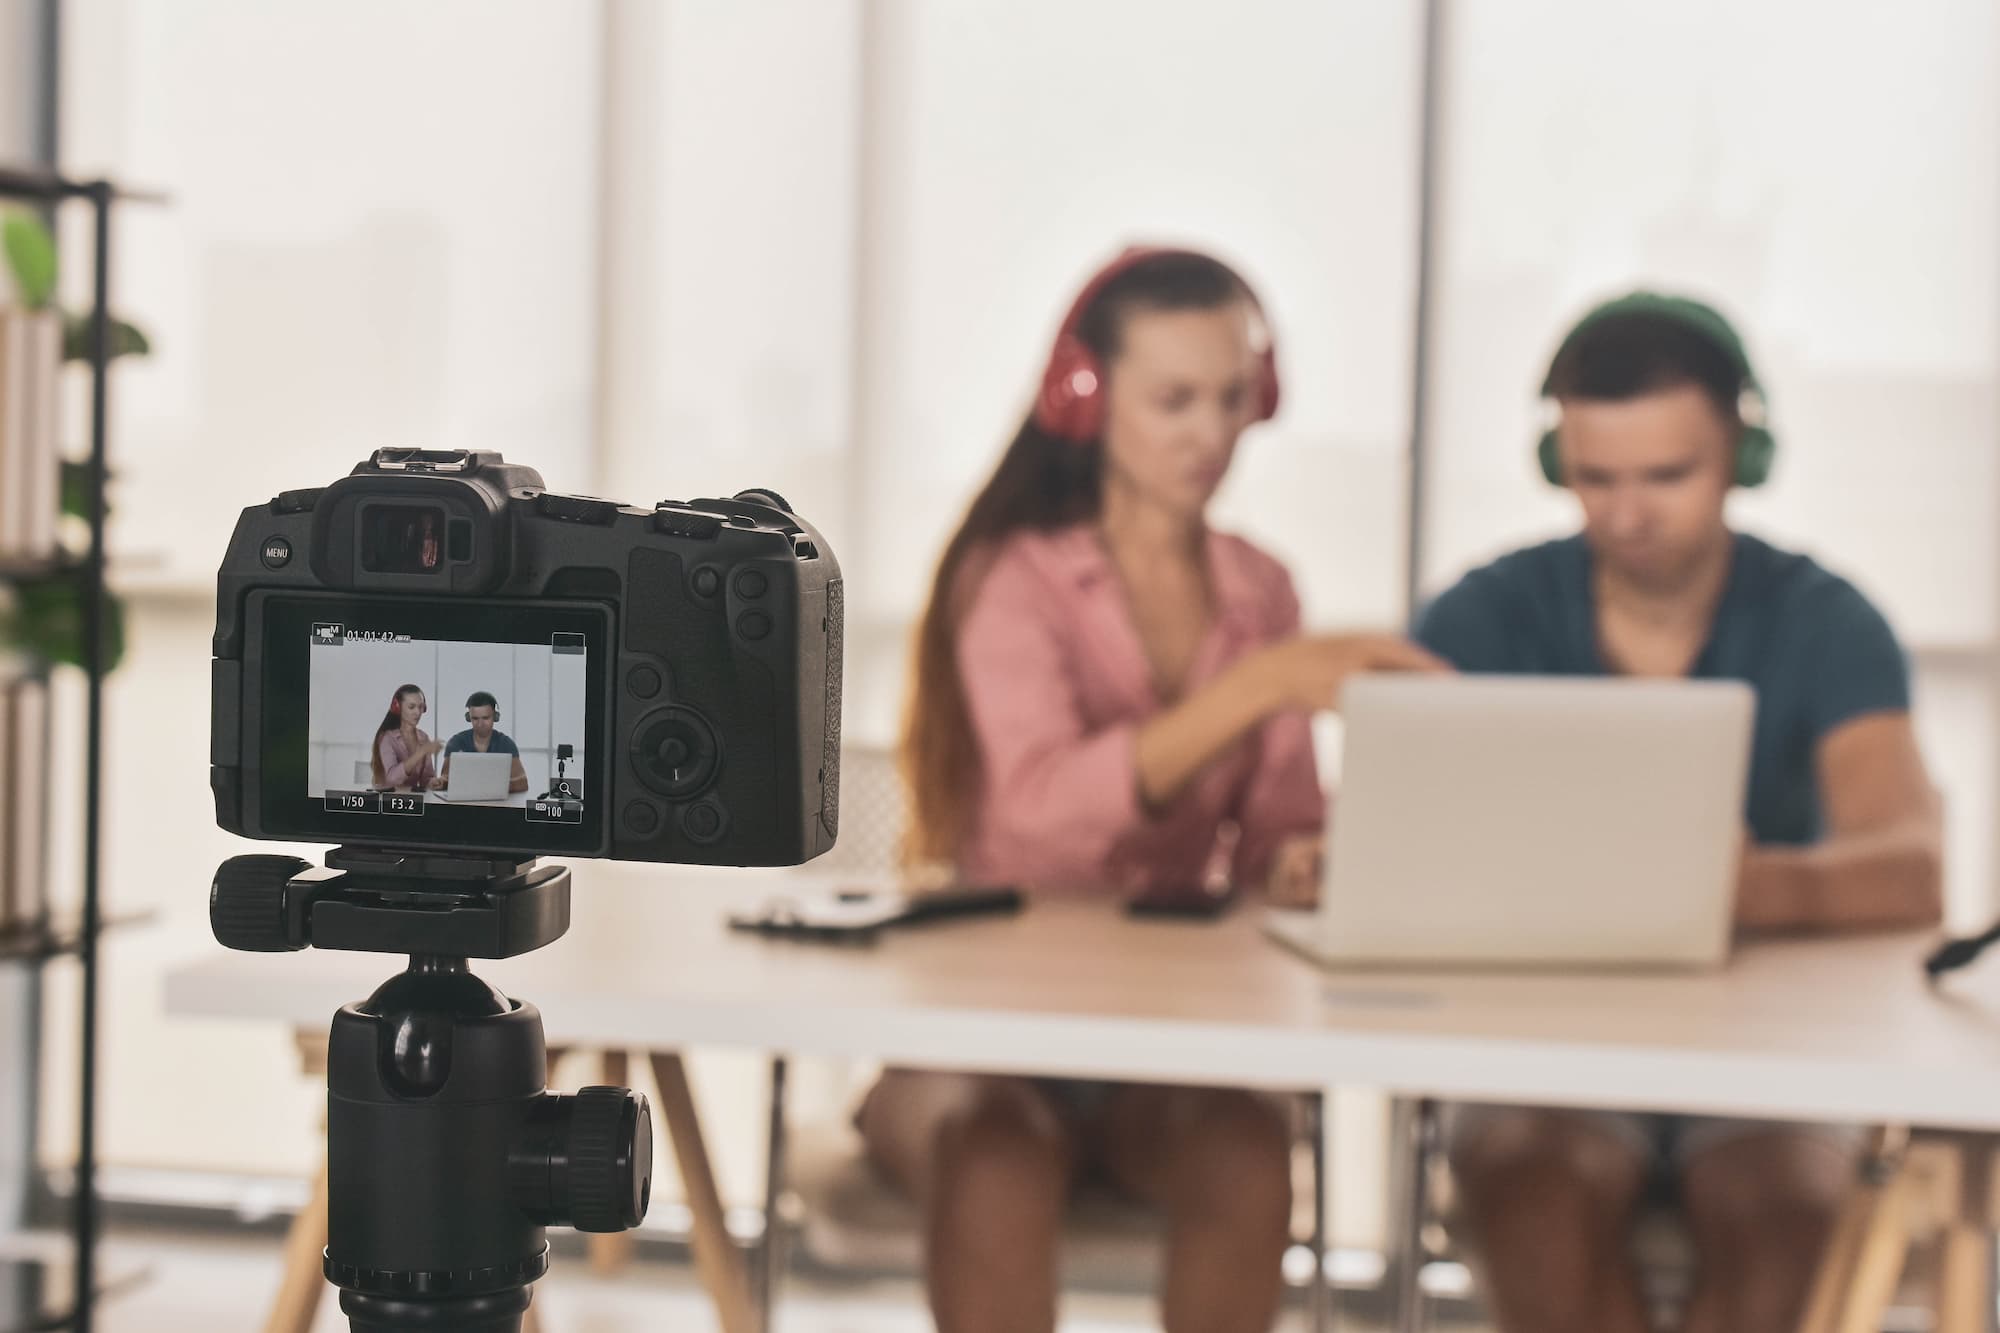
<box><xmin>1242</xmin><ymin>633</ymin><xmax>1451</xmax><ymax>715</ymax></box>
<box><xmin>1264</xmin><ymin>834</ymin><xmax>1323</xmax><ymax>909</ymax></box>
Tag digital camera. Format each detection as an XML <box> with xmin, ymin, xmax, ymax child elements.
<box><xmin>209</xmin><ymin>449</ymin><xmax>843</xmax><ymax>865</ymax></box>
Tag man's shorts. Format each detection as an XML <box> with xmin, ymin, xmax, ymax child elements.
<box><xmin>1447</xmin><ymin>1103</ymin><xmax>1866</xmax><ymax>1177</ymax></box>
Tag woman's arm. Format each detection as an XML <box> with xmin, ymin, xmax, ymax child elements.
<box><xmin>960</xmin><ymin>553</ymin><xmax>1440</xmax><ymax>884</ymax></box>
<box><xmin>1135</xmin><ymin>633</ymin><xmax>1444</xmax><ymax>810</ymax></box>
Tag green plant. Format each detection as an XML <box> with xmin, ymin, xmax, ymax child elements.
<box><xmin>0</xmin><ymin>573</ymin><xmax>126</xmax><ymax>673</ymax></box>
<box><xmin>1</xmin><ymin>209</ymin><xmax>145</xmax><ymax>673</ymax></box>
<box><xmin>1</xmin><ymin>211</ymin><xmax>57</xmax><ymax>310</ymax></box>
<box><xmin>2</xmin><ymin>210</ymin><xmax>151</xmax><ymax>363</ymax></box>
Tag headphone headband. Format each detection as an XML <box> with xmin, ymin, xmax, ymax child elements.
<box><xmin>1033</xmin><ymin>245</ymin><xmax>1281</xmax><ymax>442</ymax></box>
<box><xmin>1535</xmin><ymin>289</ymin><xmax>1777</xmax><ymax>489</ymax></box>
<box><xmin>1540</xmin><ymin>291</ymin><xmax>1761</xmax><ymax>397</ymax></box>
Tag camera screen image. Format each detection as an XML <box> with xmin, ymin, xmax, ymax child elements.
<box><xmin>310</xmin><ymin>630</ymin><xmax>587</xmax><ymax>818</ymax></box>
<box><xmin>253</xmin><ymin>593</ymin><xmax>611</xmax><ymax>855</ymax></box>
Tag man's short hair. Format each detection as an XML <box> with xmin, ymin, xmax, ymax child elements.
<box><xmin>1544</xmin><ymin>310</ymin><xmax>1744</xmax><ymax>425</ymax></box>
<box><xmin>465</xmin><ymin>691</ymin><xmax>499</xmax><ymax>714</ymax></box>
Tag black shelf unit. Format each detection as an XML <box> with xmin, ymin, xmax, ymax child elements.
<box><xmin>0</xmin><ymin>163</ymin><xmax>160</xmax><ymax>1333</ymax></box>
<box><xmin>0</xmin><ymin>913</ymin><xmax>151</xmax><ymax>967</ymax></box>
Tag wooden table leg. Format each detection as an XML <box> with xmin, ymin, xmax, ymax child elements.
<box><xmin>1797</xmin><ymin>1183</ymin><xmax>1870</xmax><ymax>1333</ymax></box>
<box><xmin>650</xmin><ymin>1052</ymin><xmax>757</xmax><ymax>1333</ymax></box>
<box><xmin>1798</xmin><ymin>1128</ymin><xmax>1903</xmax><ymax>1333</ymax></box>
<box><xmin>1933</xmin><ymin>1136</ymin><xmax>1999</xmax><ymax>1333</ymax></box>
<box><xmin>264</xmin><ymin>1153</ymin><xmax>329</xmax><ymax>1333</ymax></box>
<box><xmin>588</xmin><ymin>1050</ymin><xmax>639</xmax><ymax>1278</ymax></box>
<box><xmin>1938</xmin><ymin>1223</ymin><xmax>1993</xmax><ymax>1333</ymax></box>
<box><xmin>1833</xmin><ymin>1155</ymin><xmax>1921</xmax><ymax>1333</ymax></box>
<box><xmin>265</xmin><ymin>1030</ymin><xmax>334</xmax><ymax>1333</ymax></box>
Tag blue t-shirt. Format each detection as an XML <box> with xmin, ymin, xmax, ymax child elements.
<box><xmin>444</xmin><ymin>728</ymin><xmax>520</xmax><ymax>759</ymax></box>
<box><xmin>1412</xmin><ymin>533</ymin><xmax>1909</xmax><ymax>846</ymax></box>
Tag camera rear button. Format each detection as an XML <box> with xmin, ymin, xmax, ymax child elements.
<box><xmin>622</xmin><ymin>802</ymin><xmax>661</xmax><ymax>837</ymax></box>
<box><xmin>260</xmin><ymin>536</ymin><xmax>292</xmax><ymax>569</ymax></box>
<box><xmin>735</xmin><ymin>569</ymin><xmax>768</xmax><ymax>599</ymax></box>
<box><xmin>737</xmin><ymin>610</ymin><xmax>772</xmax><ymax>642</ymax></box>
<box><xmin>626</xmin><ymin>665</ymin><xmax>663</xmax><ymax>700</ymax></box>
<box><xmin>692</xmin><ymin>567</ymin><xmax>722</xmax><ymax>598</ymax></box>
<box><xmin>683</xmin><ymin>802</ymin><xmax>726</xmax><ymax>843</ymax></box>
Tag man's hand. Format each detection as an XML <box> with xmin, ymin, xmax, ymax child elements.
<box><xmin>1264</xmin><ymin>834</ymin><xmax>1323</xmax><ymax>909</ymax></box>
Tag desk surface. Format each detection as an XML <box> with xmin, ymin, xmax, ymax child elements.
<box><xmin>164</xmin><ymin>867</ymin><xmax>2000</xmax><ymax>1131</ymax></box>
<box><xmin>422</xmin><ymin>790</ymin><xmax>530</xmax><ymax>808</ymax></box>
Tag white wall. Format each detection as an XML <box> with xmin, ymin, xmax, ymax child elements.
<box><xmin>58</xmin><ymin>0</ymin><xmax>606</xmax><ymax>590</ymax></box>
<box><xmin>855</xmin><ymin>1</ymin><xmax>1423</xmax><ymax>634</ymax></box>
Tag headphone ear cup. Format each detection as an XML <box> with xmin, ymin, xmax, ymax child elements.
<box><xmin>1536</xmin><ymin>429</ymin><xmax>1564</xmax><ymax>485</ymax></box>
<box><xmin>1035</xmin><ymin>334</ymin><xmax>1107</xmax><ymax>443</ymax></box>
<box><xmin>1255</xmin><ymin>346</ymin><xmax>1281</xmax><ymax>422</ymax></box>
<box><xmin>1735</xmin><ymin>426</ymin><xmax>1776</xmax><ymax>488</ymax></box>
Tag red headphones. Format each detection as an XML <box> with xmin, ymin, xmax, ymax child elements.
<box><xmin>1032</xmin><ymin>245</ymin><xmax>1282</xmax><ymax>443</ymax></box>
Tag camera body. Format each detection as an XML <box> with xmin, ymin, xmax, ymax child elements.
<box><xmin>211</xmin><ymin>449</ymin><xmax>843</xmax><ymax>866</ymax></box>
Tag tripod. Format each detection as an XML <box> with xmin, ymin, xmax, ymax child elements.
<box><xmin>211</xmin><ymin>846</ymin><xmax>652</xmax><ymax>1332</ymax></box>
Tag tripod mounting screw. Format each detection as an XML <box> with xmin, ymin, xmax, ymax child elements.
<box><xmin>211</xmin><ymin>854</ymin><xmax>312</xmax><ymax>952</ymax></box>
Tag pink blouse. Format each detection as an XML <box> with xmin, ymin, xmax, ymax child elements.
<box><xmin>953</xmin><ymin>525</ymin><xmax>1324</xmax><ymax>895</ymax></box>
<box><xmin>378</xmin><ymin>729</ymin><xmax>437</xmax><ymax>790</ymax></box>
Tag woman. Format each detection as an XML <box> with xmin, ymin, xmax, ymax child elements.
<box><xmin>369</xmin><ymin>683</ymin><xmax>443</xmax><ymax>790</ymax></box>
<box><xmin>873</xmin><ymin>247</ymin><xmax>1443</xmax><ymax>1333</ymax></box>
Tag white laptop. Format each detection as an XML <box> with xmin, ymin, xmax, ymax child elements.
<box><xmin>1265</xmin><ymin>675</ymin><xmax>1754</xmax><ymax>971</ymax></box>
<box><xmin>434</xmin><ymin>751</ymin><xmax>513</xmax><ymax>803</ymax></box>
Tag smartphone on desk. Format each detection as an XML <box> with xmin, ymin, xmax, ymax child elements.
<box><xmin>1124</xmin><ymin>883</ymin><xmax>1237</xmax><ymax>920</ymax></box>
<box><xmin>728</xmin><ymin>884</ymin><xmax>1024</xmax><ymax>942</ymax></box>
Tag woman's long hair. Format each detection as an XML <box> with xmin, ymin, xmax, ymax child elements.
<box><xmin>897</xmin><ymin>251</ymin><xmax>1256</xmax><ymax>868</ymax></box>
<box><xmin>369</xmin><ymin>683</ymin><xmax>425</xmax><ymax>786</ymax></box>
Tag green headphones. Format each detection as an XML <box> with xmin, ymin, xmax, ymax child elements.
<box><xmin>1535</xmin><ymin>291</ymin><xmax>1776</xmax><ymax>489</ymax></box>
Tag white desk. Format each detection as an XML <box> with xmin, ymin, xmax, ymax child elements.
<box><xmin>162</xmin><ymin>867</ymin><xmax>2000</xmax><ymax>1332</ymax></box>
<box><xmin>421</xmin><ymin>790</ymin><xmax>530</xmax><ymax>808</ymax></box>
<box><xmin>166</xmin><ymin>866</ymin><xmax>2000</xmax><ymax>1131</ymax></box>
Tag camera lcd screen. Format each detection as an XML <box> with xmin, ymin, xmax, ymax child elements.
<box><xmin>254</xmin><ymin>594</ymin><xmax>611</xmax><ymax>854</ymax></box>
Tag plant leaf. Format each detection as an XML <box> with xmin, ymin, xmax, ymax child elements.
<box><xmin>1</xmin><ymin>573</ymin><xmax>126</xmax><ymax>672</ymax></box>
<box><xmin>59</xmin><ymin>459</ymin><xmax>114</xmax><ymax>521</ymax></box>
<box><xmin>62</xmin><ymin>313</ymin><xmax>151</xmax><ymax>363</ymax></box>
<box><xmin>2</xmin><ymin>212</ymin><xmax>58</xmax><ymax>310</ymax></box>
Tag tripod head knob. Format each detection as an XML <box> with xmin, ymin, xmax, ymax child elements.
<box><xmin>510</xmin><ymin>1085</ymin><xmax>653</xmax><ymax>1234</ymax></box>
<box><xmin>565</xmin><ymin>1086</ymin><xmax>652</xmax><ymax>1233</ymax></box>
<box><xmin>210</xmin><ymin>854</ymin><xmax>312</xmax><ymax>952</ymax></box>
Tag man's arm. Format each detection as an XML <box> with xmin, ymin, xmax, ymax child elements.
<box><xmin>1737</xmin><ymin>712</ymin><xmax>1943</xmax><ymax>931</ymax></box>
<box><xmin>509</xmin><ymin>754</ymin><xmax>529</xmax><ymax>794</ymax></box>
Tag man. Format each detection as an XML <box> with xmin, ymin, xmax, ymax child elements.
<box><xmin>436</xmin><ymin>690</ymin><xmax>529</xmax><ymax>794</ymax></box>
<box><xmin>1414</xmin><ymin>292</ymin><xmax>1942</xmax><ymax>1333</ymax></box>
